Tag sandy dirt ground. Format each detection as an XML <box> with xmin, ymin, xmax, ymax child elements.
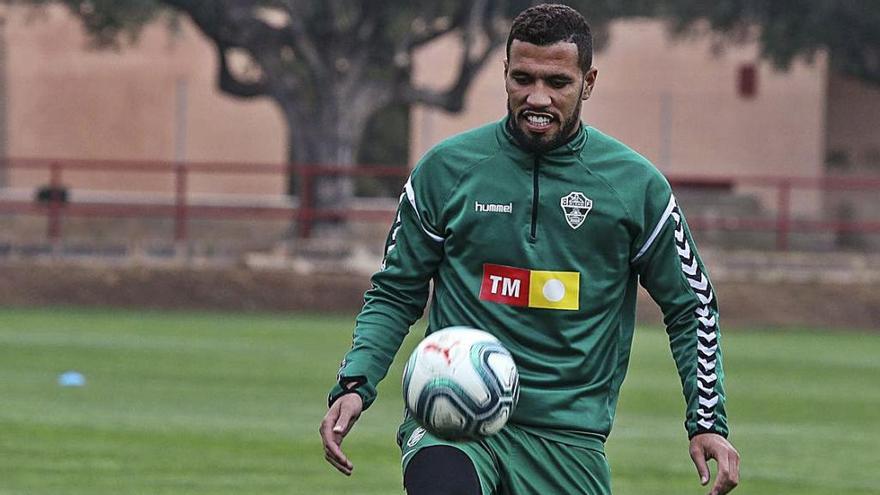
<box><xmin>0</xmin><ymin>260</ymin><xmax>876</xmax><ymax>330</ymax></box>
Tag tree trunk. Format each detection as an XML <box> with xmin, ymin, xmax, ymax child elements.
<box><xmin>282</xmin><ymin>86</ymin><xmax>384</xmax><ymax>238</ymax></box>
<box><xmin>287</xmin><ymin>128</ymin><xmax>356</xmax><ymax>238</ymax></box>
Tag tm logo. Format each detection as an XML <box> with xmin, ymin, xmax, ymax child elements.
<box><xmin>488</xmin><ymin>275</ymin><xmax>521</xmax><ymax>298</ymax></box>
<box><xmin>479</xmin><ymin>263</ymin><xmax>580</xmax><ymax>311</ymax></box>
<box><xmin>480</xmin><ymin>264</ymin><xmax>530</xmax><ymax>307</ymax></box>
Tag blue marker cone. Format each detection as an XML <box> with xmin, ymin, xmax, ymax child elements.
<box><xmin>58</xmin><ymin>371</ymin><xmax>86</xmax><ymax>387</ymax></box>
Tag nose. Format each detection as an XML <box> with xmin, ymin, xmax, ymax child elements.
<box><xmin>525</xmin><ymin>83</ymin><xmax>551</xmax><ymax>108</ymax></box>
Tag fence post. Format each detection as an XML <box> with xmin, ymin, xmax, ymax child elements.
<box><xmin>776</xmin><ymin>179</ymin><xmax>791</xmax><ymax>251</ymax></box>
<box><xmin>174</xmin><ymin>163</ymin><xmax>188</xmax><ymax>256</ymax></box>
<box><xmin>299</xmin><ymin>165</ymin><xmax>313</xmax><ymax>239</ymax></box>
<box><xmin>47</xmin><ymin>161</ymin><xmax>62</xmax><ymax>251</ymax></box>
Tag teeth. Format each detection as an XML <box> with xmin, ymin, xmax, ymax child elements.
<box><xmin>526</xmin><ymin>114</ymin><xmax>551</xmax><ymax>126</ymax></box>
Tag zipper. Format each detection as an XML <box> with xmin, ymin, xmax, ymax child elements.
<box><xmin>530</xmin><ymin>155</ymin><xmax>540</xmax><ymax>241</ymax></box>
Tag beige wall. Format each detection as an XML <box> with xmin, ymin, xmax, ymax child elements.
<box><xmin>412</xmin><ymin>19</ymin><xmax>828</xmax><ymax>182</ymax></box>
<box><xmin>823</xmin><ymin>73</ymin><xmax>880</xmax><ymax>239</ymax></box>
<box><xmin>2</xmin><ymin>5</ymin><xmax>286</xmax><ymax>195</ymax></box>
<box><xmin>826</xmin><ymin>72</ymin><xmax>880</xmax><ymax>169</ymax></box>
<box><xmin>1</xmin><ymin>11</ymin><xmax>837</xmax><ymax>204</ymax></box>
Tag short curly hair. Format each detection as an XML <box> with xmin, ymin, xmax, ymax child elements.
<box><xmin>506</xmin><ymin>3</ymin><xmax>593</xmax><ymax>72</ymax></box>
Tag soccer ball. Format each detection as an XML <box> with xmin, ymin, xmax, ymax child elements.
<box><xmin>402</xmin><ymin>326</ymin><xmax>519</xmax><ymax>439</ymax></box>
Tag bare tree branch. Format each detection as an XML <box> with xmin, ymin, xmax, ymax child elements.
<box><xmin>399</xmin><ymin>0</ymin><xmax>505</xmax><ymax>112</ymax></box>
<box><xmin>156</xmin><ymin>0</ymin><xmax>279</xmax><ymax>50</ymax></box>
<box><xmin>395</xmin><ymin>4</ymin><xmax>466</xmax><ymax>56</ymax></box>
<box><xmin>157</xmin><ymin>0</ymin><xmax>224</xmax><ymax>39</ymax></box>
<box><xmin>279</xmin><ymin>0</ymin><xmax>330</xmax><ymax>82</ymax></box>
<box><xmin>215</xmin><ymin>43</ymin><xmax>269</xmax><ymax>98</ymax></box>
<box><xmin>158</xmin><ymin>0</ymin><xmax>304</xmax><ymax>100</ymax></box>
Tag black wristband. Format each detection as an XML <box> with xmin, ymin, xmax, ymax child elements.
<box><xmin>327</xmin><ymin>375</ymin><xmax>367</xmax><ymax>408</ymax></box>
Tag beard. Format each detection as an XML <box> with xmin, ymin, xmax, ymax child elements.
<box><xmin>506</xmin><ymin>98</ymin><xmax>582</xmax><ymax>154</ymax></box>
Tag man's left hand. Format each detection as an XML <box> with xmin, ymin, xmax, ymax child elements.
<box><xmin>689</xmin><ymin>433</ymin><xmax>740</xmax><ymax>495</ymax></box>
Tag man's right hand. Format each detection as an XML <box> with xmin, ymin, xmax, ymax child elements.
<box><xmin>319</xmin><ymin>393</ymin><xmax>364</xmax><ymax>476</ymax></box>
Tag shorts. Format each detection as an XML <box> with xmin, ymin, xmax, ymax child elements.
<box><xmin>397</xmin><ymin>416</ymin><xmax>611</xmax><ymax>495</ymax></box>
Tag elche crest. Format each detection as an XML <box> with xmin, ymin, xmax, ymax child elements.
<box><xmin>560</xmin><ymin>192</ymin><xmax>592</xmax><ymax>229</ymax></box>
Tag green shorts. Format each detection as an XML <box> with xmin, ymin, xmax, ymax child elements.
<box><xmin>397</xmin><ymin>417</ymin><xmax>611</xmax><ymax>495</ymax></box>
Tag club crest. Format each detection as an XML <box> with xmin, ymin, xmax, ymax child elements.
<box><xmin>560</xmin><ymin>192</ymin><xmax>592</xmax><ymax>229</ymax></box>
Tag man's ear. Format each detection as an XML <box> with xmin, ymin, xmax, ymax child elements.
<box><xmin>582</xmin><ymin>67</ymin><xmax>598</xmax><ymax>100</ymax></box>
<box><xmin>503</xmin><ymin>58</ymin><xmax>509</xmax><ymax>76</ymax></box>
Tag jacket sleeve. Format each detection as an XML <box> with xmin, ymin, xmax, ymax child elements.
<box><xmin>630</xmin><ymin>178</ymin><xmax>729</xmax><ymax>439</ymax></box>
<box><xmin>327</xmin><ymin>167</ymin><xmax>446</xmax><ymax>410</ymax></box>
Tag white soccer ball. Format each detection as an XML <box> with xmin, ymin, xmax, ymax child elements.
<box><xmin>402</xmin><ymin>326</ymin><xmax>519</xmax><ymax>439</ymax></box>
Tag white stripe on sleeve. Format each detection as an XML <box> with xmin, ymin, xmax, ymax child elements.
<box><xmin>631</xmin><ymin>194</ymin><xmax>676</xmax><ymax>263</ymax></box>
<box><xmin>404</xmin><ymin>177</ymin><xmax>445</xmax><ymax>243</ymax></box>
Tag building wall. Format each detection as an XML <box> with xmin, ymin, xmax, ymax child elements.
<box><xmin>0</xmin><ymin>18</ymin><xmax>8</xmax><ymax>187</ymax></box>
<box><xmin>412</xmin><ymin>19</ymin><xmax>828</xmax><ymax>181</ymax></box>
<box><xmin>2</xmin><ymin>5</ymin><xmax>286</xmax><ymax>195</ymax></box>
<box><xmin>826</xmin><ymin>72</ymin><xmax>880</xmax><ymax>170</ymax></box>
<box><xmin>824</xmin><ymin>72</ymin><xmax>880</xmax><ymax>248</ymax></box>
<box><xmin>1</xmin><ymin>10</ymin><xmax>835</xmax><ymax>206</ymax></box>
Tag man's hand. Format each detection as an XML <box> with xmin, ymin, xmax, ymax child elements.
<box><xmin>689</xmin><ymin>433</ymin><xmax>740</xmax><ymax>495</ymax></box>
<box><xmin>319</xmin><ymin>393</ymin><xmax>364</xmax><ymax>476</ymax></box>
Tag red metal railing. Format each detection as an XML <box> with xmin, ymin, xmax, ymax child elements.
<box><xmin>1</xmin><ymin>158</ymin><xmax>879</xmax><ymax>250</ymax></box>
<box><xmin>0</xmin><ymin>158</ymin><xmax>408</xmax><ymax>245</ymax></box>
<box><xmin>668</xmin><ymin>175</ymin><xmax>880</xmax><ymax>250</ymax></box>
<box><xmin>296</xmin><ymin>164</ymin><xmax>413</xmax><ymax>238</ymax></box>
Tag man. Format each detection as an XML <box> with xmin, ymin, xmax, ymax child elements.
<box><xmin>320</xmin><ymin>4</ymin><xmax>740</xmax><ymax>494</ymax></box>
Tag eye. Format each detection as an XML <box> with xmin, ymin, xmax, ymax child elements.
<box><xmin>511</xmin><ymin>74</ymin><xmax>531</xmax><ymax>85</ymax></box>
<box><xmin>549</xmin><ymin>78</ymin><xmax>570</xmax><ymax>89</ymax></box>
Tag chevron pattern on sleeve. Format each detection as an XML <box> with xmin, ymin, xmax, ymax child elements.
<box><xmin>379</xmin><ymin>191</ymin><xmax>406</xmax><ymax>271</ymax></box>
<box><xmin>671</xmin><ymin>203</ymin><xmax>720</xmax><ymax>432</ymax></box>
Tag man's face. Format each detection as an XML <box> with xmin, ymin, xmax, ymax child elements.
<box><xmin>505</xmin><ymin>39</ymin><xmax>597</xmax><ymax>153</ymax></box>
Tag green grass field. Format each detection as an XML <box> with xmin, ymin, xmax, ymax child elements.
<box><xmin>0</xmin><ymin>307</ymin><xmax>878</xmax><ymax>494</ymax></box>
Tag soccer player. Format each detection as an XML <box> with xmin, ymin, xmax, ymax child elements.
<box><xmin>320</xmin><ymin>4</ymin><xmax>740</xmax><ymax>494</ymax></box>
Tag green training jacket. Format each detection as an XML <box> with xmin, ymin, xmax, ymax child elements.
<box><xmin>329</xmin><ymin>117</ymin><xmax>728</xmax><ymax>450</ymax></box>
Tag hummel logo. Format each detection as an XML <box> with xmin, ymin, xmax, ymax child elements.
<box><xmin>475</xmin><ymin>201</ymin><xmax>513</xmax><ymax>214</ymax></box>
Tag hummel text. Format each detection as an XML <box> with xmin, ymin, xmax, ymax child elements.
<box><xmin>475</xmin><ymin>201</ymin><xmax>513</xmax><ymax>213</ymax></box>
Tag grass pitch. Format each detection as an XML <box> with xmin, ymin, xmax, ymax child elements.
<box><xmin>0</xmin><ymin>307</ymin><xmax>877</xmax><ymax>494</ymax></box>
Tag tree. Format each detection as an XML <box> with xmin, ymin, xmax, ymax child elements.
<box><xmin>5</xmin><ymin>0</ymin><xmax>880</xmax><ymax>235</ymax></box>
<box><xmin>3</xmin><ymin>1</ymin><xmax>500</xmax><ymax>236</ymax></box>
<box><xmin>3</xmin><ymin>0</ymin><xmax>654</xmax><ymax>234</ymax></box>
<box><xmin>653</xmin><ymin>0</ymin><xmax>880</xmax><ymax>84</ymax></box>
